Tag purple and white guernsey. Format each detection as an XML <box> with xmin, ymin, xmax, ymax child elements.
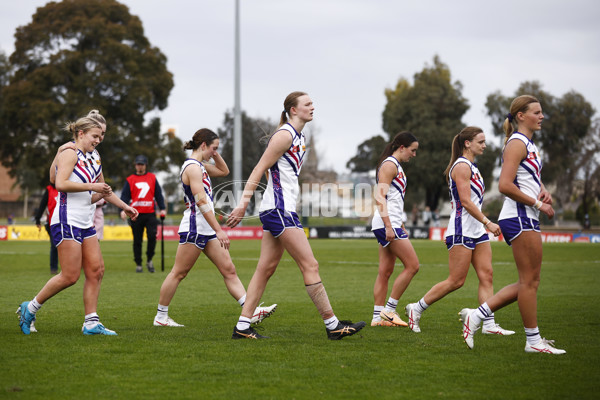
<box><xmin>371</xmin><ymin>156</ymin><xmax>406</xmax><ymax>230</ymax></box>
<box><xmin>179</xmin><ymin>159</ymin><xmax>215</xmax><ymax>235</ymax></box>
<box><xmin>50</xmin><ymin>149</ymin><xmax>102</xmax><ymax>228</ymax></box>
<box><xmin>445</xmin><ymin>157</ymin><xmax>486</xmax><ymax>239</ymax></box>
<box><xmin>259</xmin><ymin>123</ymin><xmax>306</xmax><ymax>213</ymax></box>
<box><xmin>498</xmin><ymin>132</ymin><xmax>543</xmax><ymax>221</ymax></box>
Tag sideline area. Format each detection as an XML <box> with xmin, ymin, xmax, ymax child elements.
<box><xmin>1</xmin><ymin>224</ymin><xmax>598</xmax><ymax>243</ymax></box>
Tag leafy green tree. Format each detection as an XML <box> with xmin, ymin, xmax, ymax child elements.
<box><xmin>0</xmin><ymin>51</ymin><xmax>9</xmax><ymax>88</ymax></box>
<box><xmin>348</xmin><ymin>57</ymin><xmax>501</xmax><ymax>212</ymax></box>
<box><xmin>381</xmin><ymin>56</ymin><xmax>472</xmax><ymax>210</ymax></box>
<box><xmin>574</xmin><ymin>118</ymin><xmax>600</xmax><ymax>226</ymax></box>
<box><xmin>0</xmin><ymin>0</ymin><xmax>181</xmax><ymax>189</ymax></box>
<box><xmin>485</xmin><ymin>81</ymin><xmax>595</xmax><ymax>209</ymax></box>
<box><xmin>346</xmin><ymin>135</ymin><xmax>387</xmax><ymax>172</ymax></box>
<box><xmin>214</xmin><ymin>110</ymin><xmax>276</xmax><ymax>213</ymax></box>
<box><xmin>217</xmin><ymin>110</ymin><xmax>276</xmax><ymax>182</ymax></box>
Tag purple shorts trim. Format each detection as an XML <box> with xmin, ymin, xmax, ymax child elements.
<box><xmin>445</xmin><ymin>233</ymin><xmax>490</xmax><ymax>250</ymax></box>
<box><xmin>50</xmin><ymin>223</ymin><xmax>97</xmax><ymax>246</ymax></box>
<box><xmin>179</xmin><ymin>232</ymin><xmax>217</xmax><ymax>250</ymax></box>
<box><xmin>373</xmin><ymin>227</ymin><xmax>409</xmax><ymax>247</ymax></box>
<box><xmin>498</xmin><ymin>217</ymin><xmax>540</xmax><ymax>245</ymax></box>
<box><xmin>259</xmin><ymin>209</ymin><xmax>303</xmax><ymax>238</ymax></box>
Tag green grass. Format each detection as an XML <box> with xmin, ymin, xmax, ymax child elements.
<box><xmin>1</xmin><ymin>239</ymin><xmax>599</xmax><ymax>399</ymax></box>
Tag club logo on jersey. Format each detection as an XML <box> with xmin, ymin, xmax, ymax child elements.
<box><xmin>527</xmin><ymin>152</ymin><xmax>538</xmax><ymax>160</ymax></box>
<box><xmin>398</xmin><ymin>172</ymin><xmax>405</xmax><ymax>180</ymax></box>
<box><xmin>291</xmin><ymin>145</ymin><xmax>306</xmax><ymax>153</ymax></box>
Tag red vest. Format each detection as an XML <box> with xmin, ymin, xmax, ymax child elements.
<box><xmin>47</xmin><ymin>184</ymin><xmax>59</xmax><ymax>221</ymax></box>
<box><xmin>126</xmin><ymin>173</ymin><xmax>157</xmax><ymax>214</ymax></box>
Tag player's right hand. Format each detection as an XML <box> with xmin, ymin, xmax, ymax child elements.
<box><xmin>216</xmin><ymin>229</ymin><xmax>230</xmax><ymax>250</ymax></box>
<box><xmin>226</xmin><ymin>206</ymin><xmax>245</xmax><ymax>228</ymax></box>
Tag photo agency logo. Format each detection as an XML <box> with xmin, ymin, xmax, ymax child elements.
<box><xmin>212</xmin><ymin>181</ymin><xmax>376</xmax><ymax>220</ymax></box>
<box><xmin>212</xmin><ymin>180</ymin><xmax>267</xmax><ymax>221</ymax></box>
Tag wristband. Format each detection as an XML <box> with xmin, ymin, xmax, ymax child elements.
<box><xmin>194</xmin><ymin>193</ymin><xmax>202</xmax><ymax>203</ymax></box>
<box><xmin>199</xmin><ymin>204</ymin><xmax>211</xmax><ymax>214</ymax></box>
<box><xmin>482</xmin><ymin>217</ymin><xmax>490</xmax><ymax>226</ymax></box>
<box><xmin>533</xmin><ymin>200</ymin><xmax>543</xmax><ymax>210</ymax></box>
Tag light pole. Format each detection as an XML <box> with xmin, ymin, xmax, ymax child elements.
<box><xmin>233</xmin><ymin>0</ymin><xmax>242</xmax><ymax>204</ymax></box>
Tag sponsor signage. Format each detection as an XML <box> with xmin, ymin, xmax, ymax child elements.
<box><xmin>430</xmin><ymin>227</ymin><xmax>578</xmax><ymax>243</ymax></box>
<box><xmin>0</xmin><ymin>225</ymin><xmax>597</xmax><ymax>243</ymax></box>
<box><xmin>222</xmin><ymin>226</ymin><xmax>264</xmax><ymax>240</ymax></box>
<box><xmin>573</xmin><ymin>233</ymin><xmax>600</xmax><ymax>243</ymax></box>
<box><xmin>0</xmin><ymin>225</ymin><xmax>7</xmax><ymax>240</ymax></box>
<box><xmin>0</xmin><ymin>225</ymin><xmax>266</xmax><ymax>241</ymax></box>
<box><xmin>308</xmin><ymin>226</ymin><xmax>375</xmax><ymax>239</ymax></box>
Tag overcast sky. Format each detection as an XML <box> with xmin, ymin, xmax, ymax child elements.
<box><xmin>2</xmin><ymin>0</ymin><xmax>599</xmax><ymax>174</ymax></box>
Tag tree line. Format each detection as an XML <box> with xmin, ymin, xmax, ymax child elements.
<box><xmin>348</xmin><ymin>56</ymin><xmax>599</xmax><ymax>222</ymax></box>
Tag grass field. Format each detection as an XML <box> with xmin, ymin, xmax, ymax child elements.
<box><xmin>1</xmin><ymin>239</ymin><xmax>599</xmax><ymax>399</ymax></box>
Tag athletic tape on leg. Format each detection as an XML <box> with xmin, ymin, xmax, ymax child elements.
<box><xmin>305</xmin><ymin>281</ymin><xmax>333</xmax><ymax>319</ymax></box>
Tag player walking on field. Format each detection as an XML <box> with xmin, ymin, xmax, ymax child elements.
<box><xmin>17</xmin><ymin>113</ymin><xmax>138</xmax><ymax>336</ymax></box>
<box><xmin>459</xmin><ymin>95</ymin><xmax>565</xmax><ymax>354</ymax></box>
<box><xmin>405</xmin><ymin>127</ymin><xmax>514</xmax><ymax>336</ymax></box>
<box><xmin>370</xmin><ymin>132</ymin><xmax>420</xmax><ymax>328</ymax></box>
<box><xmin>227</xmin><ymin>91</ymin><xmax>365</xmax><ymax>339</ymax></box>
<box><xmin>153</xmin><ymin>128</ymin><xmax>276</xmax><ymax>327</ymax></box>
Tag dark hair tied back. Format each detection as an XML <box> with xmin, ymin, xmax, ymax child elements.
<box><xmin>184</xmin><ymin>128</ymin><xmax>219</xmax><ymax>151</ymax></box>
<box><xmin>376</xmin><ymin>131</ymin><xmax>418</xmax><ymax>178</ymax></box>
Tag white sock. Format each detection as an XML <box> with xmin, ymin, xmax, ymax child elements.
<box><xmin>416</xmin><ymin>298</ymin><xmax>429</xmax><ymax>314</ymax></box>
<box><xmin>28</xmin><ymin>297</ymin><xmax>42</xmax><ymax>315</ymax></box>
<box><xmin>479</xmin><ymin>302</ymin><xmax>493</xmax><ymax>316</ymax></box>
<box><xmin>482</xmin><ymin>313</ymin><xmax>496</xmax><ymax>329</ymax></box>
<box><xmin>525</xmin><ymin>327</ymin><xmax>541</xmax><ymax>345</ymax></box>
<box><xmin>238</xmin><ymin>294</ymin><xmax>246</xmax><ymax>307</ymax></box>
<box><xmin>156</xmin><ymin>304</ymin><xmax>168</xmax><ymax>320</ymax></box>
<box><xmin>324</xmin><ymin>316</ymin><xmax>340</xmax><ymax>330</ymax></box>
<box><xmin>384</xmin><ymin>297</ymin><xmax>399</xmax><ymax>313</ymax></box>
<box><xmin>469</xmin><ymin>302</ymin><xmax>492</xmax><ymax>327</ymax></box>
<box><xmin>84</xmin><ymin>312</ymin><xmax>100</xmax><ymax>329</ymax></box>
<box><xmin>236</xmin><ymin>316</ymin><xmax>251</xmax><ymax>331</ymax></box>
<box><xmin>373</xmin><ymin>305</ymin><xmax>384</xmax><ymax>321</ymax></box>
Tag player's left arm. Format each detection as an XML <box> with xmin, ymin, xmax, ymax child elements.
<box><xmin>154</xmin><ymin>177</ymin><xmax>167</xmax><ymax>218</ymax></box>
<box><xmin>202</xmin><ymin>152</ymin><xmax>229</xmax><ymax>177</ymax></box>
<box><xmin>538</xmin><ymin>183</ymin><xmax>553</xmax><ymax>205</ymax></box>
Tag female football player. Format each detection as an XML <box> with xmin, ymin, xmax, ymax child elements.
<box><xmin>227</xmin><ymin>91</ymin><xmax>365</xmax><ymax>340</ymax></box>
<box><xmin>405</xmin><ymin>127</ymin><xmax>513</xmax><ymax>338</ymax></box>
<box><xmin>459</xmin><ymin>96</ymin><xmax>565</xmax><ymax>354</ymax></box>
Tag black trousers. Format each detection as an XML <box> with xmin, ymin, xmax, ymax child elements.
<box><xmin>130</xmin><ymin>213</ymin><xmax>158</xmax><ymax>265</ymax></box>
<box><xmin>44</xmin><ymin>223</ymin><xmax>59</xmax><ymax>272</ymax></box>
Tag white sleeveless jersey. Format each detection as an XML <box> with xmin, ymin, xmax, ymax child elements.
<box><xmin>371</xmin><ymin>156</ymin><xmax>406</xmax><ymax>230</ymax></box>
<box><xmin>445</xmin><ymin>157</ymin><xmax>486</xmax><ymax>238</ymax></box>
<box><xmin>178</xmin><ymin>159</ymin><xmax>216</xmax><ymax>235</ymax></box>
<box><xmin>51</xmin><ymin>149</ymin><xmax>102</xmax><ymax>228</ymax></box>
<box><xmin>259</xmin><ymin>123</ymin><xmax>306</xmax><ymax>213</ymax></box>
<box><xmin>498</xmin><ymin>133</ymin><xmax>542</xmax><ymax>221</ymax></box>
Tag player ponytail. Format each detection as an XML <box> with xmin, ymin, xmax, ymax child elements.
<box><xmin>376</xmin><ymin>131</ymin><xmax>418</xmax><ymax>180</ymax></box>
<box><xmin>443</xmin><ymin>126</ymin><xmax>483</xmax><ymax>183</ymax></box>
<box><xmin>87</xmin><ymin>109</ymin><xmax>106</xmax><ymax>126</ymax></box>
<box><xmin>63</xmin><ymin>116</ymin><xmax>102</xmax><ymax>140</ymax></box>
<box><xmin>279</xmin><ymin>91</ymin><xmax>308</xmax><ymax>128</ymax></box>
<box><xmin>503</xmin><ymin>95</ymin><xmax>539</xmax><ymax>145</ymax></box>
<box><xmin>260</xmin><ymin>91</ymin><xmax>309</xmax><ymax>144</ymax></box>
<box><xmin>184</xmin><ymin>128</ymin><xmax>219</xmax><ymax>151</ymax></box>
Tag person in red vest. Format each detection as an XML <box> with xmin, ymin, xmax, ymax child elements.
<box><xmin>34</xmin><ymin>182</ymin><xmax>59</xmax><ymax>275</ymax></box>
<box><xmin>120</xmin><ymin>155</ymin><xmax>166</xmax><ymax>273</ymax></box>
